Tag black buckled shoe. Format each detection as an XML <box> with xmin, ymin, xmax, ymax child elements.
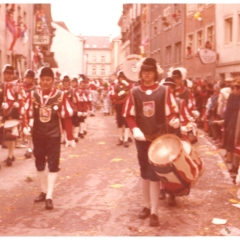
<box><xmin>5</xmin><ymin>157</ymin><xmax>13</xmax><ymax>166</ymax></box>
<box><xmin>124</xmin><ymin>141</ymin><xmax>129</xmax><ymax>148</ymax></box>
<box><xmin>159</xmin><ymin>189</ymin><xmax>166</xmax><ymax>200</ymax></box>
<box><xmin>116</xmin><ymin>139</ymin><xmax>123</xmax><ymax>146</ymax></box>
<box><xmin>45</xmin><ymin>199</ymin><xmax>53</xmax><ymax>210</ymax></box>
<box><xmin>149</xmin><ymin>214</ymin><xmax>159</xmax><ymax>227</ymax></box>
<box><xmin>34</xmin><ymin>192</ymin><xmax>46</xmax><ymax>203</ymax></box>
<box><xmin>138</xmin><ymin>207</ymin><xmax>150</xmax><ymax>219</ymax></box>
<box><xmin>168</xmin><ymin>194</ymin><xmax>176</xmax><ymax>206</ymax></box>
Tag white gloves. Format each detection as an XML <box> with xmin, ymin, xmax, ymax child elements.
<box><xmin>118</xmin><ymin>90</ymin><xmax>125</xmax><ymax>96</ymax></box>
<box><xmin>65</xmin><ymin>139</ymin><xmax>76</xmax><ymax>148</ymax></box>
<box><xmin>77</xmin><ymin>112</ymin><xmax>83</xmax><ymax>117</ymax></box>
<box><xmin>132</xmin><ymin>127</ymin><xmax>146</xmax><ymax>141</ymax></box>
<box><xmin>82</xmin><ymin>112</ymin><xmax>88</xmax><ymax>117</ymax></box>
<box><xmin>13</xmin><ymin>102</ymin><xmax>19</xmax><ymax>108</ymax></box>
<box><xmin>2</xmin><ymin>102</ymin><xmax>9</xmax><ymax>109</ymax></box>
<box><xmin>236</xmin><ymin>168</ymin><xmax>240</xmax><ymax>186</ymax></box>
<box><xmin>121</xmin><ymin>80</ymin><xmax>129</xmax><ymax>86</ymax></box>
<box><xmin>169</xmin><ymin>118</ymin><xmax>180</xmax><ymax>129</ymax></box>
<box><xmin>192</xmin><ymin>110</ymin><xmax>200</xmax><ymax>119</ymax></box>
<box><xmin>23</xmin><ymin>126</ymin><xmax>31</xmax><ymax>136</ymax></box>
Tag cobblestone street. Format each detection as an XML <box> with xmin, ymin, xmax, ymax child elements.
<box><xmin>0</xmin><ymin>112</ymin><xmax>240</xmax><ymax>236</ymax></box>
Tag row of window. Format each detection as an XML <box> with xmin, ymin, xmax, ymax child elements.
<box><xmin>91</xmin><ymin>55</ymin><xmax>106</xmax><ymax>63</ymax></box>
<box><xmin>151</xmin><ymin>41</ymin><xmax>182</xmax><ymax>66</ymax></box>
<box><xmin>90</xmin><ymin>65</ymin><xmax>106</xmax><ymax>76</ymax></box>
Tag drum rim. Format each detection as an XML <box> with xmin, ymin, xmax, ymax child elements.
<box><xmin>148</xmin><ymin>134</ymin><xmax>183</xmax><ymax>165</ymax></box>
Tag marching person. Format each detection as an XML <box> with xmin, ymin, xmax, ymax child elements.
<box><xmin>0</xmin><ymin>64</ymin><xmax>23</xmax><ymax>166</ymax></box>
<box><xmin>170</xmin><ymin>67</ymin><xmax>199</xmax><ymax>143</ymax></box>
<box><xmin>123</xmin><ymin>58</ymin><xmax>180</xmax><ymax>227</ymax></box>
<box><xmin>110</xmin><ymin>70</ymin><xmax>132</xmax><ymax>148</ymax></box>
<box><xmin>60</xmin><ymin>73</ymin><xmax>76</xmax><ymax>144</ymax></box>
<box><xmin>73</xmin><ymin>76</ymin><xmax>88</xmax><ymax>139</ymax></box>
<box><xmin>23</xmin><ymin>67</ymin><xmax>76</xmax><ymax>210</ymax></box>
<box><xmin>22</xmin><ymin>69</ymin><xmax>37</xmax><ymax>158</ymax></box>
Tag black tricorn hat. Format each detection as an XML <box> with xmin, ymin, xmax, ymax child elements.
<box><xmin>40</xmin><ymin>67</ymin><xmax>54</xmax><ymax>78</ymax></box>
<box><xmin>141</xmin><ymin>58</ymin><xmax>157</xmax><ymax>71</ymax></box>
<box><xmin>25</xmin><ymin>69</ymin><xmax>35</xmax><ymax>78</ymax></box>
<box><xmin>172</xmin><ymin>69</ymin><xmax>182</xmax><ymax>78</ymax></box>
<box><xmin>163</xmin><ymin>77</ymin><xmax>175</xmax><ymax>86</ymax></box>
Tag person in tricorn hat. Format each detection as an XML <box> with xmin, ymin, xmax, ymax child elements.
<box><xmin>170</xmin><ymin>67</ymin><xmax>199</xmax><ymax>143</ymax></box>
<box><xmin>22</xmin><ymin>69</ymin><xmax>37</xmax><ymax>159</ymax></box>
<box><xmin>123</xmin><ymin>58</ymin><xmax>180</xmax><ymax>227</ymax></box>
<box><xmin>23</xmin><ymin>66</ymin><xmax>76</xmax><ymax>210</ymax></box>
<box><xmin>0</xmin><ymin>64</ymin><xmax>23</xmax><ymax>166</ymax></box>
<box><xmin>110</xmin><ymin>70</ymin><xmax>133</xmax><ymax>147</ymax></box>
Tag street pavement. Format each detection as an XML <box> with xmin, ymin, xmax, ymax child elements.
<box><xmin>0</xmin><ymin>111</ymin><xmax>240</xmax><ymax>236</ymax></box>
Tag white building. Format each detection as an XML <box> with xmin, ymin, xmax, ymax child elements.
<box><xmin>215</xmin><ymin>4</ymin><xmax>240</xmax><ymax>79</ymax></box>
<box><xmin>83</xmin><ymin>36</ymin><xmax>111</xmax><ymax>79</ymax></box>
<box><xmin>51</xmin><ymin>21</ymin><xmax>85</xmax><ymax>76</ymax></box>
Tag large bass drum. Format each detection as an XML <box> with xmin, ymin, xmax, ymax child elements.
<box><xmin>148</xmin><ymin>134</ymin><xmax>200</xmax><ymax>196</ymax></box>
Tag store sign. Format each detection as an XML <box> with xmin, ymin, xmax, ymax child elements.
<box><xmin>33</xmin><ymin>35</ymin><xmax>50</xmax><ymax>45</ymax></box>
<box><xmin>199</xmin><ymin>48</ymin><xmax>217</xmax><ymax>64</ymax></box>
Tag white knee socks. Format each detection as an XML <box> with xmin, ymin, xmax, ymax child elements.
<box><xmin>46</xmin><ymin>172</ymin><xmax>58</xmax><ymax>200</ymax></box>
<box><xmin>37</xmin><ymin>170</ymin><xmax>47</xmax><ymax>194</ymax></box>
<box><xmin>124</xmin><ymin>128</ymin><xmax>129</xmax><ymax>142</ymax></box>
<box><xmin>150</xmin><ymin>181</ymin><xmax>160</xmax><ymax>215</ymax></box>
<box><xmin>142</xmin><ymin>179</ymin><xmax>150</xmax><ymax>209</ymax></box>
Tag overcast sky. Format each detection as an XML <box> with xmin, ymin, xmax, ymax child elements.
<box><xmin>51</xmin><ymin>1</ymin><xmax>124</xmax><ymax>37</ymax></box>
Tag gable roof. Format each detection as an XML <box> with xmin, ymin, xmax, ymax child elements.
<box><xmin>54</xmin><ymin>21</ymin><xmax>70</xmax><ymax>32</ymax></box>
<box><xmin>83</xmin><ymin>36</ymin><xmax>110</xmax><ymax>49</ymax></box>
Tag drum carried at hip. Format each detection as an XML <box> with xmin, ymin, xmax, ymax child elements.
<box><xmin>148</xmin><ymin>134</ymin><xmax>204</xmax><ymax>196</ymax></box>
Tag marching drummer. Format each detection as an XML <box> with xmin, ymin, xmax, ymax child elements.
<box><xmin>123</xmin><ymin>58</ymin><xmax>180</xmax><ymax>227</ymax></box>
<box><xmin>0</xmin><ymin>64</ymin><xmax>23</xmax><ymax>166</ymax></box>
<box><xmin>23</xmin><ymin>67</ymin><xmax>76</xmax><ymax>210</ymax></box>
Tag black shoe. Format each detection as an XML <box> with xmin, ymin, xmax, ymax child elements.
<box><xmin>45</xmin><ymin>199</ymin><xmax>53</xmax><ymax>210</ymax></box>
<box><xmin>149</xmin><ymin>214</ymin><xmax>159</xmax><ymax>227</ymax></box>
<box><xmin>34</xmin><ymin>192</ymin><xmax>46</xmax><ymax>203</ymax></box>
<box><xmin>84</xmin><ymin>130</ymin><xmax>87</xmax><ymax>135</ymax></box>
<box><xmin>5</xmin><ymin>157</ymin><xmax>13</xmax><ymax>166</ymax></box>
<box><xmin>168</xmin><ymin>194</ymin><xmax>176</xmax><ymax>206</ymax></box>
<box><xmin>74</xmin><ymin>138</ymin><xmax>79</xmax><ymax>143</ymax></box>
<box><xmin>124</xmin><ymin>141</ymin><xmax>129</xmax><ymax>148</ymax></box>
<box><xmin>128</xmin><ymin>137</ymin><xmax>133</xmax><ymax>143</ymax></box>
<box><xmin>138</xmin><ymin>207</ymin><xmax>150</xmax><ymax>219</ymax></box>
<box><xmin>79</xmin><ymin>133</ymin><xmax>84</xmax><ymax>139</ymax></box>
<box><xmin>24</xmin><ymin>152</ymin><xmax>32</xmax><ymax>159</ymax></box>
<box><xmin>116</xmin><ymin>140</ymin><xmax>123</xmax><ymax>146</ymax></box>
<box><xmin>159</xmin><ymin>189</ymin><xmax>166</xmax><ymax>200</ymax></box>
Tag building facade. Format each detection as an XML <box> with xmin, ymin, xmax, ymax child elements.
<box><xmin>83</xmin><ymin>36</ymin><xmax>111</xmax><ymax>79</ymax></box>
<box><xmin>0</xmin><ymin>3</ymin><xmax>57</xmax><ymax>79</ymax></box>
<box><xmin>185</xmin><ymin>4</ymin><xmax>216</xmax><ymax>81</ymax></box>
<box><xmin>149</xmin><ymin>4</ymin><xmax>185</xmax><ymax>77</ymax></box>
<box><xmin>51</xmin><ymin>21</ymin><xmax>85</xmax><ymax>76</ymax></box>
<box><xmin>215</xmin><ymin>4</ymin><xmax>240</xmax><ymax>80</ymax></box>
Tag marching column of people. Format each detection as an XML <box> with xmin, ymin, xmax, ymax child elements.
<box><xmin>1</xmin><ymin>58</ymin><xmax>240</xmax><ymax>219</ymax></box>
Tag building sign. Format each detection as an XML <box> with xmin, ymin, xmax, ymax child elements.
<box><xmin>33</xmin><ymin>34</ymin><xmax>49</xmax><ymax>45</ymax></box>
<box><xmin>198</xmin><ymin>48</ymin><xmax>217</xmax><ymax>64</ymax></box>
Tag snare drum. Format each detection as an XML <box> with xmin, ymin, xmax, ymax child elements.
<box><xmin>148</xmin><ymin>134</ymin><xmax>199</xmax><ymax>196</ymax></box>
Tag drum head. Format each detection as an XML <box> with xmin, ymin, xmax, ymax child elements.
<box><xmin>148</xmin><ymin>134</ymin><xmax>181</xmax><ymax>165</ymax></box>
<box><xmin>4</xmin><ymin>119</ymin><xmax>20</xmax><ymax>129</ymax></box>
<box><xmin>181</xmin><ymin>139</ymin><xmax>191</xmax><ymax>155</ymax></box>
